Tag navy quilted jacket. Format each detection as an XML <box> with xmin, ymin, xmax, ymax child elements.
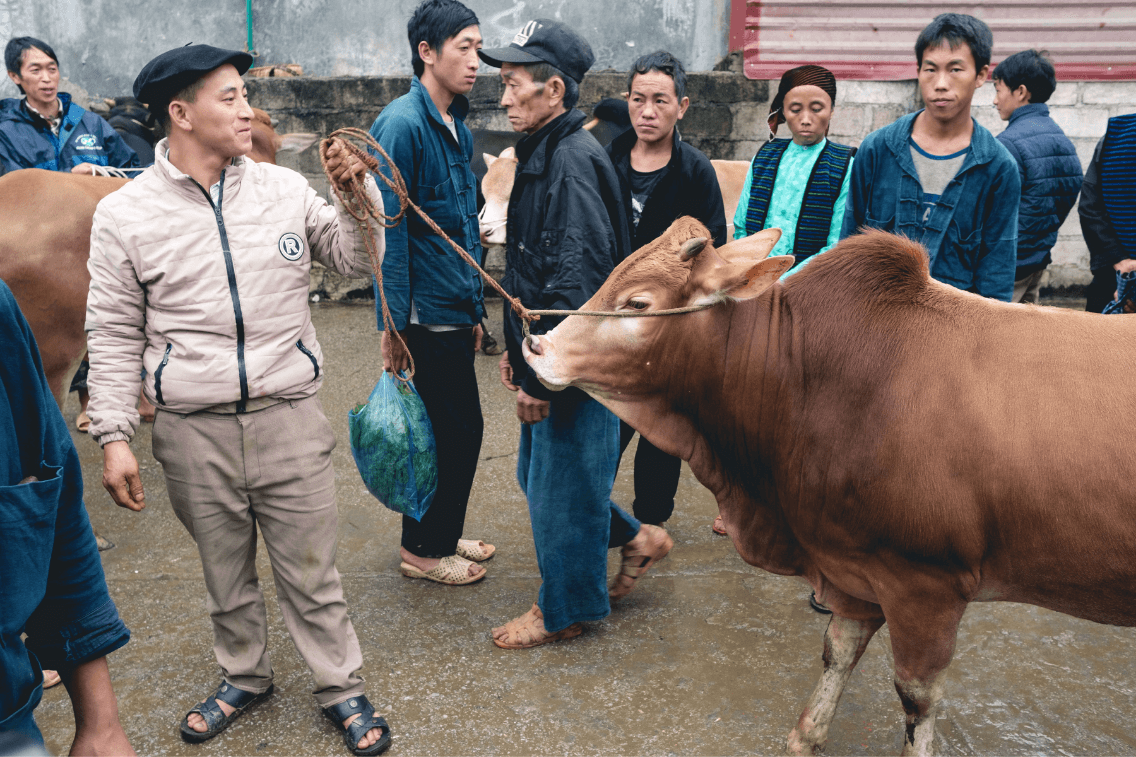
<box><xmin>995</xmin><ymin>103</ymin><xmax>1082</xmax><ymax>273</ymax></box>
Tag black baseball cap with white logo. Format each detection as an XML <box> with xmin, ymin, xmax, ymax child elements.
<box><xmin>478</xmin><ymin>19</ymin><xmax>595</xmax><ymax>84</ymax></box>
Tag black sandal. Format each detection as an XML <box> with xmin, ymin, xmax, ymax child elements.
<box><xmin>179</xmin><ymin>681</ymin><xmax>274</xmax><ymax>743</ymax></box>
<box><xmin>323</xmin><ymin>695</ymin><xmax>392</xmax><ymax>756</ymax></box>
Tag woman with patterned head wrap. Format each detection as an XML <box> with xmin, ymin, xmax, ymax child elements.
<box><xmin>732</xmin><ymin>65</ymin><xmax>855</xmax><ymax>272</ymax></box>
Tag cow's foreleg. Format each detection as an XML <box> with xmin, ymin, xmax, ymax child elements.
<box><xmin>887</xmin><ymin>599</ymin><xmax>966</xmax><ymax>757</ymax></box>
<box><xmin>786</xmin><ymin>613</ymin><xmax>884</xmax><ymax>755</ymax></box>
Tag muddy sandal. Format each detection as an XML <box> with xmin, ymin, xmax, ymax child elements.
<box><xmin>492</xmin><ymin>603</ymin><xmax>583</xmax><ymax>649</ymax></box>
<box><xmin>610</xmin><ymin>523</ymin><xmax>674</xmax><ymax>600</ymax></box>
<box><xmin>455</xmin><ymin>538</ymin><xmax>495</xmax><ymax>562</ymax></box>
<box><xmin>323</xmin><ymin>695</ymin><xmax>392</xmax><ymax>756</ymax></box>
<box><xmin>179</xmin><ymin>681</ymin><xmax>273</xmax><ymax>743</ymax></box>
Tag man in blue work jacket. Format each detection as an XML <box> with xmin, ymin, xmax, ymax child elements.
<box><xmin>0</xmin><ymin>37</ymin><xmax>138</xmax><ymax>175</ymax></box>
<box><xmin>368</xmin><ymin>0</ymin><xmax>493</xmax><ymax>586</ymax></box>
<box><xmin>841</xmin><ymin>14</ymin><xmax>1020</xmax><ymax>301</ymax></box>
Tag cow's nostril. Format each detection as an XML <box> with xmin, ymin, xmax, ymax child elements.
<box><xmin>528</xmin><ymin>335</ymin><xmax>543</xmax><ymax>355</ymax></box>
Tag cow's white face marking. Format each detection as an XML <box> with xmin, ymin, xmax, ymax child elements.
<box><xmin>278</xmin><ymin>232</ymin><xmax>305</xmax><ymax>261</ymax></box>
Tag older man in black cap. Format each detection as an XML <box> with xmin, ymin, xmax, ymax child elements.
<box><xmin>85</xmin><ymin>44</ymin><xmax>391</xmax><ymax>755</ymax></box>
<box><xmin>479</xmin><ymin>20</ymin><xmax>673</xmax><ymax>650</ymax></box>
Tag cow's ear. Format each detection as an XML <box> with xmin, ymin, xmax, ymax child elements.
<box><xmin>483</xmin><ymin>152</ymin><xmax>497</xmax><ymax>169</ymax></box>
<box><xmin>277</xmin><ymin>132</ymin><xmax>320</xmax><ymax>154</ymax></box>
<box><xmin>501</xmin><ymin>146</ymin><xmax>516</xmax><ymax>160</ymax></box>
<box><xmin>695</xmin><ymin>254</ymin><xmax>793</xmax><ymax>301</ymax></box>
<box><xmin>727</xmin><ymin>255</ymin><xmax>794</xmax><ymax>300</ymax></box>
<box><xmin>717</xmin><ymin>228</ymin><xmax>781</xmax><ymax>262</ymax></box>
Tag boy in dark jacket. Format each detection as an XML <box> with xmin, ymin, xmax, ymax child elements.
<box><xmin>368</xmin><ymin>0</ymin><xmax>493</xmax><ymax>586</ymax></box>
<box><xmin>605</xmin><ymin>50</ymin><xmax>726</xmax><ymax>532</ymax></box>
<box><xmin>841</xmin><ymin>14</ymin><xmax>1020</xmax><ymax>302</ymax></box>
<box><xmin>480</xmin><ymin>19</ymin><xmax>672</xmax><ymax>649</ymax></box>
<box><xmin>993</xmin><ymin>49</ymin><xmax>1083</xmax><ymax>303</ymax></box>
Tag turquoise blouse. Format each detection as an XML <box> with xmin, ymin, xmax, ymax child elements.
<box><xmin>733</xmin><ymin>138</ymin><xmax>853</xmax><ymax>275</ymax></box>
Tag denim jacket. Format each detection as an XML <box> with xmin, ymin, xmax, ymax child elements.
<box><xmin>1</xmin><ymin>281</ymin><xmax>129</xmax><ymax>744</ymax></box>
<box><xmin>841</xmin><ymin>111</ymin><xmax>1020</xmax><ymax>301</ymax></box>
<box><xmin>368</xmin><ymin>78</ymin><xmax>484</xmax><ymax>329</ymax></box>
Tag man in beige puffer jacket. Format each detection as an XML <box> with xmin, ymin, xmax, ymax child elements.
<box><xmin>85</xmin><ymin>45</ymin><xmax>391</xmax><ymax>755</ymax></box>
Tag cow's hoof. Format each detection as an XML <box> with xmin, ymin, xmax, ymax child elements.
<box><xmin>786</xmin><ymin>729</ymin><xmax>823</xmax><ymax>755</ymax></box>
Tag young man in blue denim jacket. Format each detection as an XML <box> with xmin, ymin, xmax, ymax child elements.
<box><xmin>841</xmin><ymin>14</ymin><xmax>1020</xmax><ymax>302</ymax></box>
<box><xmin>368</xmin><ymin>0</ymin><xmax>493</xmax><ymax>585</ymax></box>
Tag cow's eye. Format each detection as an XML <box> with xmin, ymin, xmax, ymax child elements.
<box><xmin>626</xmin><ymin>299</ymin><xmax>649</xmax><ymax>310</ymax></box>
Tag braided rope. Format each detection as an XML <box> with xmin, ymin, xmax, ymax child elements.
<box><xmin>318</xmin><ymin>128</ymin><xmax>719</xmax><ymax>367</ymax></box>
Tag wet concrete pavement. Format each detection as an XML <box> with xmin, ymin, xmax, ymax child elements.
<box><xmin>37</xmin><ymin>299</ymin><xmax>1136</xmax><ymax>756</ymax></box>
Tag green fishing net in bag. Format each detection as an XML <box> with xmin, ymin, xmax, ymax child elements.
<box><xmin>349</xmin><ymin>371</ymin><xmax>437</xmax><ymax>520</ymax></box>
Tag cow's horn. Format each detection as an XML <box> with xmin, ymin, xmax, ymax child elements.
<box><xmin>678</xmin><ymin>237</ymin><xmax>709</xmax><ymax>261</ymax></box>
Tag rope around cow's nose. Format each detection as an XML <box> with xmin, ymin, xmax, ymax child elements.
<box><xmin>318</xmin><ymin>128</ymin><xmax>721</xmax><ymax>376</ymax></box>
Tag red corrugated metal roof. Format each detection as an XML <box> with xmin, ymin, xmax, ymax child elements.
<box><xmin>743</xmin><ymin>1</ymin><xmax>1136</xmax><ymax>80</ymax></box>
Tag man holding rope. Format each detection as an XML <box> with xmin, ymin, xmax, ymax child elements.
<box><xmin>367</xmin><ymin>0</ymin><xmax>494</xmax><ymax>586</ymax></box>
<box><xmin>480</xmin><ymin>19</ymin><xmax>673</xmax><ymax>649</ymax></box>
<box><xmin>86</xmin><ymin>44</ymin><xmax>390</xmax><ymax>755</ymax></box>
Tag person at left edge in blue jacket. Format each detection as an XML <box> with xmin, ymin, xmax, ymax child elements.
<box><xmin>0</xmin><ymin>36</ymin><xmax>138</xmax><ymax>175</ymax></box>
<box><xmin>0</xmin><ymin>279</ymin><xmax>133</xmax><ymax>756</ymax></box>
<box><xmin>841</xmin><ymin>14</ymin><xmax>1020</xmax><ymax>302</ymax></box>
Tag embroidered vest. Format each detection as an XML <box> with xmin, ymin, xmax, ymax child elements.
<box><xmin>744</xmin><ymin>139</ymin><xmax>856</xmax><ymax>262</ymax></box>
<box><xmin>1100</xmin><ymin>113</ymin><xmax>1136</xmax><ymax>257</ymax></box>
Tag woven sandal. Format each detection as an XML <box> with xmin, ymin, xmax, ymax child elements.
<box><xmin>323</xmin><ymin>695</ymin><xmax>391</xmax><ymax>756</ymax></box>
<box><xmin>179</xmin><ymin>681</ymin><xmax>273</xmax><ymax>743</ymax></box>
<box><xmin>399</xmin><ymin>554</ymin><xmax>485</xmax><ymax>585</ymax></box>
<box><xmin>492</xmin><ymin>603</ymin><xmax>583</xmax><ymax>649</ymax></box>
<box><xmin>610</xmin><ymin>523</ymin><xmax>674</xmax><ymax>601</ymax></box>
<box><xmin>455</xmin><ymin>538</ymin><xmax>495</xmax><ymax>562</ymax></box>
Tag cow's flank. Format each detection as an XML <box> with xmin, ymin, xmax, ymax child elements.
<box><xmin>522</xmin><ymin>218</ymin><xmax>1136</xmax><ymax>755</ymax></box>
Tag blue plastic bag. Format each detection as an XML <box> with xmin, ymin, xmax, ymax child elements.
<box><xmin>349</xmin><ymin>371</ymin><xmax>437</xmax><ymax>520</ymax></box>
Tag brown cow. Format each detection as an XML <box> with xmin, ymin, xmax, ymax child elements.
<box><xmin>521</xmin><ymin>216</ymin><xmax>1136</xmax><ymax>756</ymax></box>
<box><xmin>0</xmin><ymin>114</ymin><xmax>314</xmax><ymax>407</ymax></box>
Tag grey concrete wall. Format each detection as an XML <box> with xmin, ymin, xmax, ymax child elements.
<box><xmin>0</xmin><ymin>0</ymin><xmax>729</xmax><ymax>100</ymax></box>
<box><xmin>258</xmin><ymin>73</ymin><xmax>1133</xmax><ymax>299</ymax></box>
<box><xmin>251</xmin><ymin>71</ymin><xmax>769</xmax><ymax>300</ymax></box>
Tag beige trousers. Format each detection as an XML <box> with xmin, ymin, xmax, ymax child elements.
<box><xmin>152</xmin><ymin>394</ymin><xmax>364</xmax><ymax>707</ymax></box>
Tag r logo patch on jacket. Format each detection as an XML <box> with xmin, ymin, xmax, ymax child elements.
<box><xmin>278</xmin><ymin>232</ymin><xmax>305</xmax><ymax>261</ymax></box>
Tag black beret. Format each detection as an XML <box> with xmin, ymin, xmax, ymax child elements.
<box><xmin>133</xmin><ymin>44</ymin><xmax>253</xmax><ymax>106</ymax></box>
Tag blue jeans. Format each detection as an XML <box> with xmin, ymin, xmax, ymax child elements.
<box><xmin>517</xmin><ymin>390</ymin><xmax>640</xmax><ymax>633</ymax></box>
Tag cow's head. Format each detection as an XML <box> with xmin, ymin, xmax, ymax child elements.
<box><xmin>524</xmin><ymin>216</ymin><xmax>790</xmax><ymax>401</ymax></box>
<box><xmin>478</xmin><ymin>146</ymin><xmax>516</xmax><ymax>246</ymax></box>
